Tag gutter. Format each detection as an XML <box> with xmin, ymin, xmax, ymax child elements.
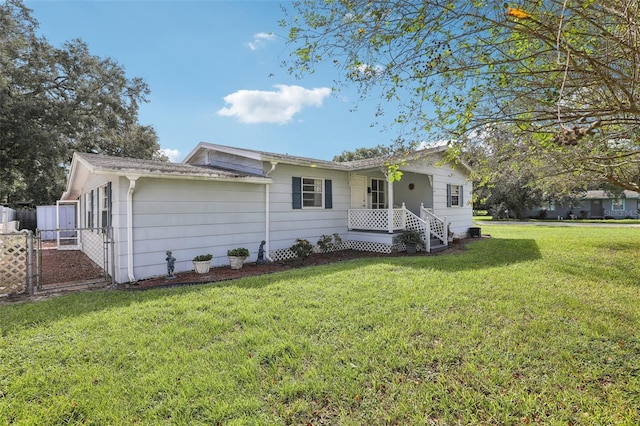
<box><xmin>264</xmin><ymin>162</ymin><xmax>278</xmax><ymax>262</ymax></box>
<box><xmin>126</xmin><ymin>175</ymin><xmax>140</xmax><ymax>282</ymax></box>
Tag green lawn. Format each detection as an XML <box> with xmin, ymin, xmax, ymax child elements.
<box><xmin>1</xmin><ymin>225</ymin><xmax>639</xmax><ymax>425</ymax></box>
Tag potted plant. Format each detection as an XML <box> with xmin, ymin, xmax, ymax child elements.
<box><xmin>394</xmin><ymin>230</ymin><xmax>424</xmax><ymax>254</ymax></box>
<box><xmin>227</xmin><ymin>247</ymin><xmax>250</xmax><ymax>269</ymax></box>
<box><xmin>192</xmin><ymin>253</ymin><xmax>213</xmax><ymax>274</ymax></box>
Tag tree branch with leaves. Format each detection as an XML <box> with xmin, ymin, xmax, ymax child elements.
<box><xmin>282</xmin><ymin>0</ymin><xmax>640</xmax><ymax>192</ymax></box>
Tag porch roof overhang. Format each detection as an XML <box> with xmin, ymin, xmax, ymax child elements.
<box><xmin>61</xmin><ymin>152</ymin><xmax>272</xmax><ymax>200</ymax></box>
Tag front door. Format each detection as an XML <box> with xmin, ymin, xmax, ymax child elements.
<box><xmin>371</xmin><ymin>178</ymin><xmax>386</xmax><ymax>209</ymax></box>
<box><xmin>590</xmin><ymin>199</ymin><xmax>603</xmax><ymax>217</ymax></box>
<box><xmin>350</xmin><ymin>175</ymin><xmax>367</xmax><ymax>208</ymax></box>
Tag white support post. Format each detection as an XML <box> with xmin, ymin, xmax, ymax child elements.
<box><xmin>444</xmin><ymin>216</ymin><xmax>449</xmax><ymax>247</ymax></box>
<box><xmin>425</xmin><ymin>218</ymin><xmax>431</xmax><ymax>253</ymax></box>
<box><xmin>387</xmin><ymin>177</ymin><xmax>394</xmax><ymax>233</ymax></box>
<box><xmin>401</xmin><ymin>202</ymin><xmax>407</xmax><ymax>229</ymax></box>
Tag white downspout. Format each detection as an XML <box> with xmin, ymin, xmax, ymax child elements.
<box><xmin>126</xmin><ymin>176</ymin><xmax>139</xmax><ymax>282</ymax></box>
<box><xmin>264</xmin><ymin>162</ymin><xmax>278</xmax><ymax>262</ymax></box>
<box><xmin>264</xmin><ymin>184</ymin><xmax>274</xmax><ymax>262</ymax></box>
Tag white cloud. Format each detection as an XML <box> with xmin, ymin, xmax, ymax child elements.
<box><xmin>160</xmin><ymin>148</ymin><xmax>182</xmax><ymax>162</ymax></box>
<box><xmin>217</xmin><ymin>84</ymin><xmax>332</xmax><ymax>124</ymax></box>
<box><xmin>247</xmin><ymin>32</ymin><xmax>276</xmax><ymax>50</ymax></box>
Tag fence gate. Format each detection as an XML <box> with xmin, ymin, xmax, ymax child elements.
<box><xmin>36</xmin><ymin>227</ymin><xmax>115</xmax><ymax>292</ymax></box>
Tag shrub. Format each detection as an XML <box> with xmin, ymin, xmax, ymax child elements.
<box><xmin>290</xmin><ymin>238</ymin><xmax>313</xmax><ymax>263</ymax></box>
<box><xmin>317</xmin><ymin>233</ymin><xmax>342</xmax><ymax>254</ymax></box>
<box><xmin>193</xmin><ymin>254</ymin><xmax>213</xmax><ymax>262</ymax></box>
<box><xmin>394</xmin><ymin>230</ymin><xmax>424</xmax><ymax>246</ymax></box>
<box><xmin>227</xmin><ymin>247</ymin><xmax>250</xmax><ymax>257</ymax></box>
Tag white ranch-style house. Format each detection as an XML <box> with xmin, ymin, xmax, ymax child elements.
<box><xmin>60</xmin><ymin>142</ymin><xmax>473</xmax><ymax>283</ymax></box>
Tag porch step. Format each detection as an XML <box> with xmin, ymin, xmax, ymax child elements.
<box><xmin>429</xmin><ymin>237</ymin><xmax>448</xmax><ymax>253</ymax></box>
<box><xmin>430</xmin><ymin>243</ymin><xmax>448</xmax><ymax>253</ymax></box>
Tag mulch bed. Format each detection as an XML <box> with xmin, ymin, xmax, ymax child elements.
<box><xmin>40</xmin><ymin>247</ymin><xmax>106</xmax><ymax>285</ymax></box>
<box><xmin>123</xmin><ymin>237</ymin><xmax>483</xmax><ymax>291</ymax></box>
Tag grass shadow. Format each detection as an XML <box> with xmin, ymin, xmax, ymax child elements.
<box><xmin>334</xmin><ymin>236</ymin><xmax>542</xmax><ymax>273</ymax></box>
<box><xmin>0</xmin><ymin>238</ymin><xmax>538</xmax><ymax>334</ymax></box>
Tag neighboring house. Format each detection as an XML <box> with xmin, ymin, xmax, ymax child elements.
<box><xmin>529</xmin><ymin>190</ymin><xmax>640</xmax><ymax>219</ymax></box>
<box><xmin>60</xmin><ymin>142</ymin><xmax>473</xmax><ymax>283</ymax></box>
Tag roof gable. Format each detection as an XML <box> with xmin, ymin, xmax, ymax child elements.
<box><xmin>61</xmin><ymin>152</ymin><xmax>271</xmax><ymax>200</ymax></box>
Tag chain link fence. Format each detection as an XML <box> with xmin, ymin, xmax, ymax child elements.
<box><xmin>36</xmin><ymin>228</ymin><xmax>114</xmax><ymax>291</ymax></box>
<box><xmin>0</xmin><ymin>228</ymin><xmax>114</xmax><ymax>297</ymax></box>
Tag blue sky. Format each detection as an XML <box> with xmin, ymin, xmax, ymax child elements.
<box><xmin>26</xmin><ymin>0</ymin><xmax>400</xmax><ymax>162</ymax></box>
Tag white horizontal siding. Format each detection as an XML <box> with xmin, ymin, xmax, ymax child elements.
<box><xmin>401</xmin><ymin>153</ymin><xmax>472</xmax><ymax>236</ymax></box>
<box><xmin>266</xmin><ymin>164</ymin><xmax>351</xmax><ymax>252</ymax></box>
<box><xmin>107</xmin><ymin>177</ymin><xmax>267</xmax><ymax>281</ymax></box>
<box><xmin>94</xmin><ymin>153</ymin><xmax>473</xmax><ymax>283</ymax></box>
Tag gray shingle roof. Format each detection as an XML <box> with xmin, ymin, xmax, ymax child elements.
<box><xmin>583</xmin><ymin>190</ymin><xmax>639</xmax><ymax>199</ymax></box>
<box><xmin>75</xmin><ymin>152</ymin><xmax>266</xmax><ymax>179</ymax></box>
<box><xmin>188</xmin><ymin>142</ymin><xmax>453</xmax><ymax>171</ymax></box>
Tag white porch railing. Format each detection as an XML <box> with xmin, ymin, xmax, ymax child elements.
<box><xmin>348</xmin><ymin>204</ymin><xmax>449</xmax><ymax>252</ymax></box>
<box><xmin>403</xmin><ymin>207</ymin><xmax>430</xmax><ymax>253</ymax></box>
<box><xmin>420</xmin><ymin>204</ymin><xmax>448</xmax><ymax>246</ymax></box>
<box><xmin>348</xmin><ymin>208</ymin><xmax>407</xmax><ymax>232</ymax></box>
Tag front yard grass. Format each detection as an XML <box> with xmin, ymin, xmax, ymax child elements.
<box><xmin>1</xmin><ymin>225</ymin><xmax>639</xmax><ymax>424</ymax></box>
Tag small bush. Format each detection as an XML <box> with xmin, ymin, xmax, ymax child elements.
<box><xmin>290</xmin><ymin>238</ymin><xmax>313</xmax><ymax>263</ymax></box>
<box><xmin>317</xmin><ymin>233</ymin><xmax>342</xmax><ymax>254</ymax></box>
<box><xmin>393</xmin><ymin>230</ymin><xmax>424</xmax><ymax>246</ymax></box>
<box><xmin>227</xmin><ymin>247</ymin><xmax>249</xmax><ymax>257</ymax></box>
<box><xmin>193</xmin><ymin>254</ymin><xmax>213</xmax><ymax>261</ymax></box>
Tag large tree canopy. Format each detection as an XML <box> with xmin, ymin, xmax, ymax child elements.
<box><xmin>282</xmin><ymin>0</ymin><xmax>640</xmax><ymax>192</ymax></box>
<box><xmin>1</xmin><ymin>0</ymin><xmax>162</xmax><ymax>205</ymax></box>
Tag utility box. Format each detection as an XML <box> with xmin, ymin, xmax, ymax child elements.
<box><xmin>469</xmin><ymin>227</ymin><xmax>481</xmax><ymax>238</ymax></box>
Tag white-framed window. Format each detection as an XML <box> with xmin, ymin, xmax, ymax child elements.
<box><xmin>371</xmin><ymin>178</ymin><xmax>386</xmax><ymax>209</ymax></box>
<box><xmin>302</xmin><ymin>177</ymin><xmax>323</xmax><ymax>208</ymax></box>
<box><xmin>447</xmin><ymin>184</ymin><xmax>463</xmax><ymax>207</ymax></box>
<box><xmin>612</xmin><ymin>198</ymin><xmax>625</xmax><ymax>211</ymax></box>
<box><xmin>292</xmin><ymin>177</ymin><xmax>332</xmax><ymax>210</ymax></box>
<box><xmin>100</xmin><ymin>184</ymin><xmax>109</xmax><ymax>228</ymax></box>
<box><xmin>86</xmin><ymin>191</ymin><xmax>94</xmax><ymax>228</ymax></box>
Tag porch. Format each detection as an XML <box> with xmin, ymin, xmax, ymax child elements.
<box><xmin>347</xmin><ymin>203</ymin><xmax>448</xmax><ymax>253</ymax></box>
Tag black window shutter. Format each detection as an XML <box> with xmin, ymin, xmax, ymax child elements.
<box><xmin>446</xmin><ymin>184</ymin><xmax>452</xmax><ymax>207</ymax></box>
<box><xmin>292</xmin><ymin>177</ymin><xmax>302</xmax><ymax>209</ymax></box>
<box><xmin>325</xmin><ymin>179</ymin><xmax>332</xmax><ymax>209</ymax></box>
<box><xmin>459</xmin><ymin>185</ymin><xmax>463</xmax><ymax>206</ymax></box>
